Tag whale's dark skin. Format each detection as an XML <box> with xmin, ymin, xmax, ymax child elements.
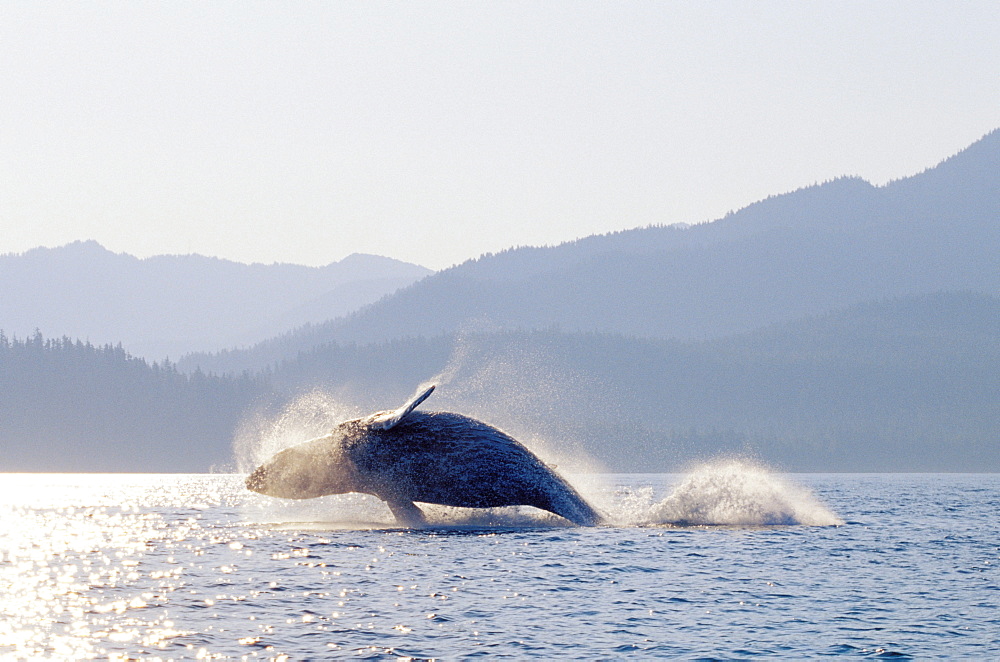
<box><xmin>245</xmin><ymin>386</ymin><xmax>602</xmax><ymax>526</ymax></box>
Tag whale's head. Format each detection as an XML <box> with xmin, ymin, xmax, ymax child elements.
<box><xmin>245</xmin><ymin>385</ymin><xmax>436</xmax><ymax>501</ymax></box>
<box><xmin>245</xmin><ymin>432</ymin><xmax>362</xmax><ymax>499</ymax></box>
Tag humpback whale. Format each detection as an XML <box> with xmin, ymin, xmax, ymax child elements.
<box><xmin>245</xmin><ymin>385</ymin><xmax>602</xmax><ymax>526</ymax></box>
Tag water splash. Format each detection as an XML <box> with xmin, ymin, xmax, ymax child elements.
<box><xmin>233</xmin><ymin>360</ymin><xmax>838</xmax><ymax>530</ymax></box>
<box><xmin>419</xmin><ymin>328</ymin><xmax>475</xmax><ymax>392</ymax></box>
<box><xmin>435</xmin><ymin>336</ymin><xmax>611</xmax><ymax>478</ymax></box>
<box><xmin>248</xmin><ymin>458</ymin><xmax>843</xmax><ymax>530</ymax></box>
<box><xmin>400</xmin><ymin>335</ymin><xmax>611</xmax><ymax>510</ymax></box>
<box><xmin>257</xmin><ymin>498</ymin><xmax>580</xmax><ymax>530</ymax></box>
<box><xmin>602</xmin><ymin>484</ymin><xmax>660</xmax><ymax>527</ymax></box>
<box><xmin>645</xmin><ymin>459</ymin><xmax>843</xmax><ymax>527</ymax></box>
<box><xmin>233</xmin><ymin>390</ymin><xmax>360</xmax><ymax>473</ymax></box>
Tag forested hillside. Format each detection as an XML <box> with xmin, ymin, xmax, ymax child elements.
<box><xmin>0</xmin><ymin>332</ymin><xmax>268</xmax><ymax>471</ymax></box>
<box><xmin>4</xmin><ymin>293</ymin><xmax>997</xmax><ymax>472</ymax></box>
<box><xmin>258</xmin><ymin>292</ymin><xmax>999</xmax><ymax>472</ymax></box>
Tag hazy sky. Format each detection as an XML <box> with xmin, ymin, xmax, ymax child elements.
<box><xmin>1</xmin><ymin>1</ymin><xmax>997</xmax><ymax>270</ymax></box>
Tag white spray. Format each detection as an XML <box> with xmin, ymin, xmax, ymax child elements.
<box><xmin>233</xmin><ymin>338</ymin><xmax>841</xmax><ymax>528</ymax></box>
<box><xmin>233</xmin><ymin>390</ymin><xmax>361</xmax><ymax>474</ymax></box>
<box><xmin>604</xmin><ymin>458</ymin><xmax>843</xmax><ymax>527</ymax></box>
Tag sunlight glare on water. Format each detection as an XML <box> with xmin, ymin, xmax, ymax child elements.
<box><xmin>1</xmin><ymin>471</ymin><xmax>997</xmax><ymax>659</ymax></box>
<box><xmin>0</xmin><ymin>474</ymin><xmax>216</xmax><ymax>659</ymax></box>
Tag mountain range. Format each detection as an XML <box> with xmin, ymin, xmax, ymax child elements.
<box><xmin>0</xmin><ymin>243</ymin><xmax>431</xmax><ymax>359</ymax></box>
<box><xmin>181</xmin><ymin>129</ymin><xmax>999</xmax><ymax>375</ymax></box>
<box><xmin>2</xmin><ymin>129</ymin><xmax>998</xmax><ymax>472</ymax></box>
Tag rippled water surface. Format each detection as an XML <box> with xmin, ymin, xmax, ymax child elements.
<box><xmin>1</xmin><ymin>471</ymin><xmax>998</xmax><ymax>659</ymax></box>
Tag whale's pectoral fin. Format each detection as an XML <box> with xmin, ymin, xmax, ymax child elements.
<box><xmin>385</xmin><ymin>498</ymin><xmax>426</xmax><ymax>527</ymax></box>
<box><xmin>370</xmin><ymin>384</ymin><xmax>436</xmax><ymax>430</ymax></box>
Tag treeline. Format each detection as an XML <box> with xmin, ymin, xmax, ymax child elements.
<box><xmin>4</xmin><ymin>292</ymin><xmax>999</xmax><ymax>472</ymax></box>
<box><xmin>0</xmin><ymin>331</ymin><xmax>269</xmax><ymax>472</ymax></box>
<box><xmin>260</xmin><ymin>293</ymin><xmax>1000</xmax><ymax>472</ymax></box>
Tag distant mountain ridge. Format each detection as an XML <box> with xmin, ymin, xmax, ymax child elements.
<box><xmin>0</xmin><ymin>242</ymin><xmax>432</xmax><ymax>359</ymax></box>
<box><xmin>185</xmin><ymin>129</ymin><xmax>1000</xmax><ymax>374</ymax></box>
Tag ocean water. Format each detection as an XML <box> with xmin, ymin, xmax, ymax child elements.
<box><xmin>1</xmin><ymin>467</ymin><xmax>997</xmax><ymax>660</ymax></box>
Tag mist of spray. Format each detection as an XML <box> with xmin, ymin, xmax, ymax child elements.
<box><xmin>233</xmin><ymin>390</ymin><xmax>361</xmax><ymax>474</ymax></box>
<box><xmin>642</xmin><ymin>458</ymin><xmax>843</xmax><ymax>526</ymax></box>
<box><xmin>425</xmin><ymin>331</ymin><xmax>612</xmax><ymax>503</ymax></box>
<box><xmin>233</xmin><ymin>332</ymin><xmax>842</xmax><ymax>528</ymax></box>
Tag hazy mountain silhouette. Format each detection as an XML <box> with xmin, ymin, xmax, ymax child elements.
<box><xmin>4</xmin><ymin>130</ymin><xmax>998</xmax><ymax>472</ymax></box>
<box><xmin>0</xmin><ymin>243</ymin><xmax>431</xmax><ymax>359</ymax></box>
<box><xmin>188</xmin><ymin>129</ymin><xmax>998</xmax><ymax>374</ymax></box>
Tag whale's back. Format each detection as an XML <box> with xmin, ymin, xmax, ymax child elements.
<box><xmin>352</xmin><ymin>411</ymin><xmax>600</xmax><ymax>524</ymax></box>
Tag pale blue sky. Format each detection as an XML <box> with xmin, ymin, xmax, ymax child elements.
<box><xmin>1</xmin><ymin>1</ymin><xmax>997</xmax><ymax>269</ymax></box>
